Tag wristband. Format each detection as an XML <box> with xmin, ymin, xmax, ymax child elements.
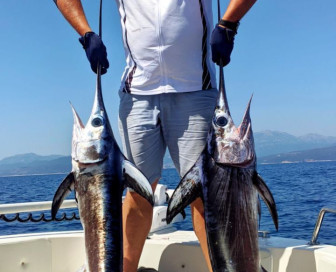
<box><xmin>218</xmin><ymin>19</ymin><xmax>240</xmax><ymax>34</ymax></box>
<box><xmin>79</xmin><ymin>32</ymin><xmax>95</xmax><ymax>49</ymax></box>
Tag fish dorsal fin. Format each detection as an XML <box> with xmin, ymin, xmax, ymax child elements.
<box><xmin>166</xmin><ymin>158</ymin><xmax>203</xmax><ymax>224</ymax></box>
<box><xmin>239</xmin><ymin>95</ymin><xmax>253</xmax><ymax>139</ymax></box>
<box><xmin>123</xmin><ymin>160</ymin><xmax>154</xmax><ymax>206</ymax></box>
<box><xmin>253</xmin><ymin>173</ymin><xmax>279</xmax><ymax>230</ymax></box>
<box><xmin>70</xmin><ymin>103</ymin><xmax>84</xmax><ymax>135</ymax></box>
<box><xmin>51</xmin><ymin>172</ymin><xmax>75</xmax><ymax>219</ymax></box>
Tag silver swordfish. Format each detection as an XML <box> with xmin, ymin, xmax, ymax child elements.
<box><xmin>51</xmin><ymin>66</ymin><xmax>154</xmax><ymax>272</ymax></box>
<box><xmin>166</xmin><ymin>68</ymin><xmax>278</xmax><ymax>272</ymax></box>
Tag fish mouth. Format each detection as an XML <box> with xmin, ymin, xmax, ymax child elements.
<box><xmin>74</xmin><ymin>155</ymin><xmax>108</xmax><ymax>168</ymax></box>
<box><xmin>72</xmin><ymin>139</ymin><xmax>109</xmax><ymax>164</ymax></box>
<box><xmin>217</xmin><ymin>155</ymin><xmax>255</xmax><ymax>168</ymax></box>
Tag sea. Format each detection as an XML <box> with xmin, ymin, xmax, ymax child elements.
<box><xmin>0</xmin><ymin>161</ymin><xmax>335</xmax><ymax>245</ymax></box>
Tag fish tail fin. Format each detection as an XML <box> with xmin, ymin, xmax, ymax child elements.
<box><xmin>123</xmin><ymin>159</ymin><xmax>154</xmax><ymax>206</ymax></box>
<box><xmin>253</xmin><ymin>172</ymin><xmax>279</xmax><ymax>230</ymax></box>
<box><xmin>51</xmin><ymin>172</ymin><xmax>75</xmax><ymax>219</ymax></box>
<box><xmin>166</xmin><ymin>157</ymin><xmax>203</xmax><ymax>224</ymax></box>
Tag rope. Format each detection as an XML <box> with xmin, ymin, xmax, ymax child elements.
<box><xmin>217</xmin><ymin>0</ymin><xmax>221</xmax><ymax>21</ymax></box>
<box><xmin>99</xmin><ymin>0</ymin><xmax>103</xmax><ymax>38</ymax></box>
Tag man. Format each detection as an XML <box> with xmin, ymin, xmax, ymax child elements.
<box><xmin>53</xmin><ymin>0</ymin><xmax>257</xmax><ymax>271</ymax></box>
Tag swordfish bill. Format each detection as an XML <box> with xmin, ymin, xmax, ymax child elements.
<box><xmin>166</xmin><ymin>67</ymin><xmax>278</xmax><ymax>272</ymax></box>
<box><xmin>51</xmin><ymin>66</ymin><xmax>154</xmax><ymax>272</ymax></box>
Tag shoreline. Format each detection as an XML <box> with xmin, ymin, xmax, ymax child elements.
<box><xmin>1</xmin><ymin>160</ymin><xmax>336</xmax><ymax>177</ymax></box>
<box><xmin>0</xmin><ymin>172</ymin><xmax>68</xmax><ymax>178</ymax></box>
<box><xmin>259</xmin><ymin>159</ymin><xmax>336</xmax><ymax>165</ymax></box>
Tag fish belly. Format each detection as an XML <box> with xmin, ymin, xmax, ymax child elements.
<box><xmin>203</xmin><ymin>160</ymin><xmax>259</xmax><ymax>272</ymax></box>
<box><xmin>76</xmin><ymin>172</ymin><xmax>123</xmax><ymax>272</ymax></box>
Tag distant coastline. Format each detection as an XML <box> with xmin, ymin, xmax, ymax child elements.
<box><xmin>258</xmin><ymin>145</ymin><xmax>336</xmax><ymax>165</ymax></box>
<box><xmin>260</xmin><ymin>159</ymin><xmax>336</xmax><ymax>165</ymax></box>
<box><xmin>0</xmin><ymin>172</ymin><xmax>68</xmax><ymax>178</ymax></box>
<box><xmin>1</xmin><ymin>131</ymin><xmax>336</xmax><ymax>176</ymax></box>
<box><xmin>1</xmin><ymin>159</ymin><xmax>336</xmax><ymax>177</ymax></box>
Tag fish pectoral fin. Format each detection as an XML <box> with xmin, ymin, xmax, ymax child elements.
<box><xmin>51</xmin><ymin>172</ymin><xmax>75</xmax><ymax>219</ymax></box>
<box><xmin>166</xmin><ymin>163</ymin><xmax>203</xmax><ymax>224</ymax></box>
<box><xmin>123</xmin><ymin>160</ymin><xmax>154</xmax><ymax>206</ymax></box>
<box><xmin>253</xmin><ymin>172</ymin><xmax>279</xmax><ymax>230</ymax></box>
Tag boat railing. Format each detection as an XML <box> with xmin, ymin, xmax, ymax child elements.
<box><xmin>0</xmin><ymin>185</ymin><xmax>182</xmax><ymax>228</ymax></box>
<box><xmin>0</xmin><ymin>185</ymin><xmax>273</xmax><ymax>236</ymax></box>
<box><xmin>309</xmin><ymin>207</ymin><xmax>336</xmax><ymax>245</ymax></box>
<box><xmin>0</xmin><ymin>200</ymin><xmax>79</xmax><ymax>223</ymax></box>
<box><xmin>258</xmin><ymin>230</ymin><xmax>270</xmax><ymax>238</ymax></box>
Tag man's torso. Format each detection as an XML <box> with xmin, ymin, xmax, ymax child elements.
<box><xmin>116</xmin><ymin>0</ymin><xmax>216</xmax><ymax>94</ymax></box>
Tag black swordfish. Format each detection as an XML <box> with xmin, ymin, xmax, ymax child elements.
<box><xmin>166</xmin><ymin>69</ymin><xmax>278</xmax><ymax>272</ymax></box>
<box><xmin>51</xmin><ymin>66</ymin><xmax>154</xmax><ymax>272</ymax></box>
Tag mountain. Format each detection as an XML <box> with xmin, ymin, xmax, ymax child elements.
<box><xmin>259</xmin><ymin>146</ymin><xmax>336</xmax><ymax>164</ymax></box>
<box><xmin>0</xmin><ymin>153</ymin><xmax>64</xmax><ymax>165</ymax></box>
<box><xmin>1</xmin><ymin>131</ymin><xmax>336</xmax><ymax>176</ymax></box>
<box><xmin>0</xmin><ymin>154</ymin><xmax>71</xmax><ymax>176</ymax></box>
<box><xmin>254</xmin><ymin>131</ymin><xmax>336</xmax><ymax>157</ymax></box>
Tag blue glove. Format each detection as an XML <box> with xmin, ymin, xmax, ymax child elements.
<box><xmin>210</xmin><ymin>25</ymin><xmax>236</xmax><ymax>66</ymax></box>
<box><xmin>79</xmin><ymin>32</ymin><xmax>109</xmax><ymax>74</ymax></box>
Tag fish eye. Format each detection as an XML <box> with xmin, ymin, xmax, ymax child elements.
<box><xmin>215</xmin><ymin>116</ymin><xmax>228</xmax><ymax>127</ymax></box>
<box><xmin>91</xmin><ymin>117</ymin><xmax>104</xmax><ymax>127</ymax></box>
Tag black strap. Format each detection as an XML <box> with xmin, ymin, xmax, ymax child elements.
<box><xmin>218</xmin><ymin>19</ymin><xmax>240</xmax><ymax>34</ymax></box>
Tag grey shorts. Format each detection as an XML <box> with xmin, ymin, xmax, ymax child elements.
<box><xmin>118</xmin><ymin>89</ymin><xmax>217</xmax><ymax>184</ymax></box>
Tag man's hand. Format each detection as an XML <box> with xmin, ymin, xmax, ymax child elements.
<box><xmin>79</xmin><ymin>32</ymin><xmax>109</xmax><ymax>74</ymax></box>
<box><xmin>210</xmin><ymin>25</ymin><xmax>236</xmax><ymax>66</ymax></box>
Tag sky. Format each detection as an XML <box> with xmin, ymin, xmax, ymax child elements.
<box><xmin>0</xmin><ymin>0</ymin><xmax>335</xmax><ymax>160</ymax></box>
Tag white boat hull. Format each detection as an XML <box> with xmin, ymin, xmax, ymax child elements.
<box><xmin>1</xmin><ymin>230</ymin><xmax>336</xmax><ymax>272</ymax></box>
<box><xmin>1</xmin><ymin>186</ymin><xmax>335</xmax><ymax>272</ymax></box>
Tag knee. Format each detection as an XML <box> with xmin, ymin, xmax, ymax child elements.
<box><xmin>122</xmin><ymin>179</ymin><xmax>158</xmax><ymax>220</ymax></box>
<box><xmin>126</xmin><ymin>191</ymin><xmax>154</xmax><ymax>215</ymax></box>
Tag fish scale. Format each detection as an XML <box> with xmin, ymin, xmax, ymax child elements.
<box><xmin>76</xmin><ymin>172</ymin><xmax>123</xmax><ymax>271</ymax></box>
<box><xmin>204</xmin><ymin>164</ymin><xmax>259</xmax><ymax>271</ymax></box>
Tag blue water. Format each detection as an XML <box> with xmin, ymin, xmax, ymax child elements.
<box><xmin>0</xmin><ymin>162</ymin><xmax>335</xmax><ymax>245</ymax></box>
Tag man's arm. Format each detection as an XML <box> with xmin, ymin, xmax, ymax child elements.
<box><xmin>222</xmin><ymin>0</ymin><xmax>257</xmax><ymax>22</ymax></box>
<box><xmin>210</xmin><ymin>0</ymin><xmax>257</xmax><ymax>66</ymax></box>
<box><xmin>53</xmin><ymin>0</ymin><xmax>109</xmax><ymax>74</ymax></box>
<box><xmin>55</xmin><ymin>0</ymin><xmax>92</xmax><ymax>36</ymax></box>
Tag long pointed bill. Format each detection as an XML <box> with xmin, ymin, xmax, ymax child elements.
<box><xmin>91</xmin><ymin>65</ymin><xmax>106</xmax><ymax>117</ymax></box>
<box><xmin>217</xmin><ymin>65</ymin><xmax>230</xmax><ymax>115</ymax></box>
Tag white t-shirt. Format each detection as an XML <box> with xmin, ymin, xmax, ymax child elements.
<box><xmin>116</xmin><ymin>0</ymin><xmax>216</xmax><ymax>95</ymax></box>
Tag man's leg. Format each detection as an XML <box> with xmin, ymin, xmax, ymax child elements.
<box><xmin>191</xmin><ymin>197</ymin><xmax>213</xmax><ymax>272</ymax></box>
<box><xmin>119</xmin><ymin>93</ymin><xmax>165</xmax><ymax>272</ymax></box>
<box><xmin>123</xmin><ymin>179</ymin><xmax>159</xmax><ymax>272</ymax></box>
